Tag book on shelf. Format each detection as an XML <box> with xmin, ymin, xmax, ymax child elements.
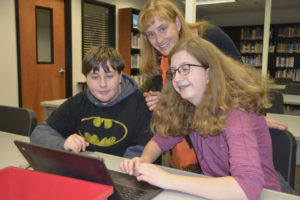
<box><xmin>241</xmin><ymin>27</ymin><xmax>264</xmax><ymax>40</ymax></box>
<box><xmin>242</xmin><ymin>54</ymin><xmax>262</xmax><ymax>67</ymax></box>
<box><xmin>131</xmin><ymin>54</ymin><xmax>140</xmax><ymax>69</ymax></box>
<box><xmin>131</xmin><ymin>32</ymin><xmax>140</xmax><ymax>49</ymax></box>
<box><xmin>275</xmin><ymin>69</ymin><xmax>300</xmax><ymax>82</ymax></box>
<box><xmin>131</xmin><ymin>75</ymin><xmax>144</xmax><ymax>86</ymax></box>
<box><xmin>278</xmin><ymin>26</ymin><xmax>300</xmax><ymax>38</ymax></box>
<box><xmin>132</xmin><ymin>14</ymin><xmax>138</xmax><ymax>29</ymax></box>
<box><xmin>277</xmin><ymin>42</ymin><xmax>300</xmax><ymax>53</ymax></box>
<box><xmin>276</xmin><ymin>56</ymin><xmax>295</xmax><ymax>68</ymax></box>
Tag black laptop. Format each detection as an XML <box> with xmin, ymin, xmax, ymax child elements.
<box><xmin>14</xmin><ymin>140</ymin><xmax>162</xmax><ymax>200</ymax></box>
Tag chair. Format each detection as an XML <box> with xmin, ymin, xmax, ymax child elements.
<box><xmin>285</xmin><ymin>83</ymin><xmax>300</xmax><ymax>95</ymax></box>
<box><xmin>269</xmin><ymin>128</ymin><xmax>297</xmax><ymax>188</ymax></box>
<box><xmin>265</xmin><ymin>90</ymin><xmax>284</xmax><ymax>114</ymax></box>
<box><xmin>0</xmin><ymin>105</ymin><xmax>37</xmax><ymax>136</ymax></box>
<box><xmin>274</xmin><ymin>78</ymin><xmax>293</xmax><ymax>85</ymax></box>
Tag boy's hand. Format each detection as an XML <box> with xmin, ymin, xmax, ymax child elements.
<box><xmin>64</xmin><ymin>134</ymin><xmax>89</xmax><ymax>153</ymax></box>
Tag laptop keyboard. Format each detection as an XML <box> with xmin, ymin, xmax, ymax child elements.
<box><xmin>115</xmin><ymin>183</ymin><xmax>147</xmax><ymax>200</ymax></box>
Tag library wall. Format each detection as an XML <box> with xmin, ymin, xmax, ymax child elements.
<box><xmin>201</xmin><ymin>8</ymin><xmax>300</xmax><ymax>27</ymax></box>
<box><xmin>223</xmin><ymin>24</ymin><xmax>300</xmax><ymax>82</ymax></box>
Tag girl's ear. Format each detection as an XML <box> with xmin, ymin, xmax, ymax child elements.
<box><xmin>205</xmin><ymin>68</ymin><xmax>210</xmax><ymax>84</ymax></box>
<box><xmin>175</xmin><ymin>16</ymin><xmax>182</xmax><ymax>32</ymax></box>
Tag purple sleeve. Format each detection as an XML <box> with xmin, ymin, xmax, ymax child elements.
<box><xmin>152</xmin><ymin>134</ymin><xmax>184</xmax><ymax>153</ymax></box>
<box><xmin>225</xmin><ymin>110</ymin><xmax>265</xmax><ymax>200</ymax></box>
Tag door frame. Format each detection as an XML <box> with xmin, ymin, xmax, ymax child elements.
<box><xmin>15</xmin><ymin>0</ymin><xmax>72</xmax><ymax>107</ymax></box>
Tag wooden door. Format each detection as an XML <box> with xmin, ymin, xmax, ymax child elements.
<box><xmin>18</xmin><ymin>0</ymin><xmax>66</xmax><ymax>123</ymax></box>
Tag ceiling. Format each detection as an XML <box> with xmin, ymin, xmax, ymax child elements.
<box><xmin>173</xmin><ymin>0</ymin><xmax>300</xmax><ymax>17</ymax></box>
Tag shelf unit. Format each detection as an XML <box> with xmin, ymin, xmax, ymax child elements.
<box><xmin>118</xmin><ymin>8</ymin><xmax>144</xmax><ymax>85</ymax></box>
<box><xmin>222</xmin><ymin>23</ymin><xmax>300</xmax><ymax>82</ymax></box>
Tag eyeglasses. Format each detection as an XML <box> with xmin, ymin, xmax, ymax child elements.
<box><xmin>166</xmin><ymin>63</ymin><xmax>208</xmax><ymax>80</ymax></box>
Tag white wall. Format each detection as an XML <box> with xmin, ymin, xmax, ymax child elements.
<box><xmin>201</xmin><ymin>8</ymin><xmax>300</xmax><ymax>27</ymax></box>
<box><xmin>71</xmin><ymin>0</ymin><xmax>148</xmax><ymax>95</ymax></box>
<box><xmin>71</xmin><ymin>0</ymin><xmax>83</xmax><ymax>94</ymax></box>
<box><xmin>0</xmin><ymin>0</ymin><xmax>19</xmax><ymax>106</ymax></box>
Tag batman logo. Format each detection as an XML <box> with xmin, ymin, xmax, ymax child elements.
<box><xmin>78</xmin><ymin>116</ymin><xmax>128</xmax><ymax>147</ymax></box>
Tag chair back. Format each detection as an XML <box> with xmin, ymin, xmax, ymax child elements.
<box><xmin>265</xmin><ymin>90</ymin><xmax>284</xmax><ymax>114</ymax></box>
<box><xmin>274</xmin><ymin>78</ymin><xmax>293</xmax><ymax>85</ymax></box>
<box><xmin>269</xmin><ymin>128</ymin><xmax>296</xmax><ymax>188</ymax></box>
<box><xmin>0</xmin><ymin>105</ymin><xmax>37</xmax><ymax>136</ymax></box>
<box><xmin>285</xmin><ymin>83</ymin><xmax>300</xmax><ymax>95</ymax></box>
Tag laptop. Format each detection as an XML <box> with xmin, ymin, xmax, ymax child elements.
<box><xmin>14</xmin><ymin>140</ymin><xmax>162</xmax><ymax>200</ymax></box>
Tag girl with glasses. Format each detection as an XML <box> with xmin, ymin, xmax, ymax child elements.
<box><xmin>120</xmin><ymin>37</ymin><xmax>282</xmax><ymax>200</ymax></box>
<box><xmin>137</xmin><ymin>0</ymin><xmax>287</xmax><ymax>173</ymax></box>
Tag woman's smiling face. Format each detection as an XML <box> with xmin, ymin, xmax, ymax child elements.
<box><xmin>145</xmin><ymin>16</ymin><xmax>181</xmax><ymax>56</ymax></box>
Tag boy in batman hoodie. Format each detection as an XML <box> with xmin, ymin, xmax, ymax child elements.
<box><xmin>31</xmin><ymin>46</ymin><xmax>151</xmax><ymax>157</ymax></box>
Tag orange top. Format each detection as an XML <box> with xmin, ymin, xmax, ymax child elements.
<box><xmin>160</xmin><ymin>56</ymin><xmax>169</xmax><ymax>85</ymax></box>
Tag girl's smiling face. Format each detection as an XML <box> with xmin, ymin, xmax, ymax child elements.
<box><xmin>171</xmin><ymin>50</ymin><xmax>209</xmax><ymax>106</ymax></box>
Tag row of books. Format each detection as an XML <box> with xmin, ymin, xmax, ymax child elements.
<box><xmin>276</xmin><ymin>42</ymin><xmax>300</xmax><ymax>53</ymax></box>
<box><xmin>240</xmin><ymin>42</ymin><xmax>275</xmax><ymax>53</ymax></box>
<box><xmin>275</xmin><ymin>69</ymin><xmax>300</xmax><ymax>82</ymax></box>
<box><xmin>242</xmin><ymin>55</ymin><xmax>262</xmax><ymax>67</ymax></box>
<box><xmin>131</xmin><ymin>32</ymin><xmax>141</xmax><ymax>49</ymax></box>
<box><xmin>278</xmin><ymin>26</ymin><xmax>300</xmax><ymax>38</ymax></box>
<box><xmin>131</xmin><ymin>54</ymin><xmax>140</xmax><ymax>69</ymax></box>
<box><xmin>275</xmin><ymin>56</ymin><xmax>295</xmax><ymax>68</ymax></box>
<box><xmin>241</xmin><ymin>27</ymin><xmax>266</xmax><ymax>40</ymax></box>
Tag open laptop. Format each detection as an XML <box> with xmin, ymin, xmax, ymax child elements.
<box><xmin>14</xmin><ymin>140</ymin><xmax>162</xmax><ymax>200</ymax></box>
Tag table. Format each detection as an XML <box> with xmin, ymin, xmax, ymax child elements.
<box><xmin>267</xmin><ymin>113</ymin><xmax>300</xmax><ymax>165</ymax></box>
<box><xmin>40</xmin><ymin>98</ymin><xmax>66</xmax><ymax>119</ymax></box>
<box><xmin>270</xmin><ymin>84</ymin><xmax>286</xmax><ymax>91</ymax></box>
<box><xmin>40</xmin><ymin>93</ymin><xmax>300</xmax><ymax>120</ymax></box>
<box><xmin>283</xmin><ymin>94</ymin><xmax>300</xmax><ymax>106</ymax></box>
<box><xmin>1</xmin><ymin>131</ymin><xmax>300</xmax><ymax>200</ymax></box>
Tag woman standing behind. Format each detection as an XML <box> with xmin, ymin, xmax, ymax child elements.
<box><xmin>138</xmin><ymin>0</ymin><xmax>241</xmax><ymax>109</ymax></box>
<box><xmin>121</xmin><ymin>37</ymin><xmax>281</xmax><ymax>200</ymax></box>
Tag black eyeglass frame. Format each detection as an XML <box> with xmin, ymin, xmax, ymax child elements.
<box><xmin>166</xmin><ymin>63</ymin><xmax>208</xmax><ymax>80</ymax></box>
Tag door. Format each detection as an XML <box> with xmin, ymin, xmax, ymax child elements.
<box><xmin>18</xmin><ymin>0</ymin><xmax>66</xmax><ymax>123</ymax></box>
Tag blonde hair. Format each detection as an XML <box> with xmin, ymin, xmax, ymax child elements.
<box><xmin>188</xmin><ymin>21</ymin><xmax>209</xmax><ymax>38</ymax></box>
<box><xmin>138</xmin><ymin>0</ymin><xmax>192</xmax><ymax>79</ymax></box>
<box><xmin>151</xmin><ymin>37</ymin><xmax>271</xmax><ymax>137</ymax></box>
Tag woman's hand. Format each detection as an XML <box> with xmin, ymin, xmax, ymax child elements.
<box><xmin>120</xmin><ymin>157</ymin><xmax>146</xmax><ymax>176</ymax></box>
<box><xmin>265</xmin><ymin>117</ymin><xmax>288</xmax><ymax>130</ymax></box>
<box><xmin>64</xmin><ymin>133</ymin><xmax>89</xmax><ymax>153</ymax></box>
<box><xmin>143</xmin><ymin>91</ymin><xmax>161</xmax><ymax>111</ymax></box>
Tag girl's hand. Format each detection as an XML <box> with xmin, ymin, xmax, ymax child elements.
<box><xmin>265</xmin><ymin>117</ymin><xmax>288</xmax><ymax>130</ymax></box>
<box><xmin>135</xmin><ymin>163</ymin><xmax>173</xmax><ymax>190</ymax></box>
<box><xmin>120</xmin><ymin>157</ymin><xmax>146</xmax><ymax>176</ymax></box>
<box><xmin>143</xmin><ymin>91</ymin><xmax>161</xmax><ymax>111</ymax></box>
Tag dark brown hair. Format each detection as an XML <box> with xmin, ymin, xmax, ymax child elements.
<box><xmin>82</xmin><ymin>46</ymin><xmax>125</xmax><ymax>76</ymax></box>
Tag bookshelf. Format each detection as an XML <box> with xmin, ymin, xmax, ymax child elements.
<box><xmin>222</xmin><ymin>23</ymin><xmax>300</xmax><ymax>82</ymax></box>
<box><xmin>118</xmin><ymin>8</ymin><xmax>144</xmax><ymax>86</ymax></box>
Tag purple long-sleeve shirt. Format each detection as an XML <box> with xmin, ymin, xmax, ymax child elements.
<box><xmin>152</xmin><ymin>109</ymin><xmax>280</xmax><ymax>200</ymax></box>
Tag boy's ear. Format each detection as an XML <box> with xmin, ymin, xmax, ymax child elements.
<box><xmin>119</xmin><ymin>72</ymin><xmax>122</xmax><ymax>84</ymax></box>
